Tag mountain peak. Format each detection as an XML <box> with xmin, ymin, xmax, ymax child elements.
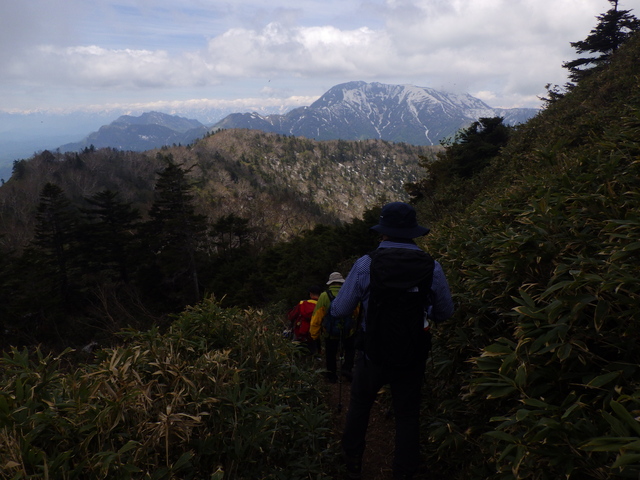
<box><xmin>112</xmin><ymin>111</ymin><xmax>204</xmax><ymax>133</ymax></box>
<box><xmin>214</xmin><ymin>81</ymin><xmax>538</xmax><ymax>145</ymax></box>
<box><xmin>60</xmin><ymin>111</ymin><xmax>208</xmax><ymax>152</ymax></box>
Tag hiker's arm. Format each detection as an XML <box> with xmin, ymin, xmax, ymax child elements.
<box><xmin>331</xmin><ymin>257</ymin><xmax>369</xmax><ymax>318</ymax></box>
<box><xmin>428</xmin><ymin>261</ymin><xmax>454</xmax><ymax>323</ymax></box>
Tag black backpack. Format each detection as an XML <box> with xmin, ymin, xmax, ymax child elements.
<box><xmin>322</xmin><ymin>290</ymin><xmax>355</xmax><ymax>338</ymax></box>
<box><xmin>364</xmin><ymin>247</ymin><xmax>435</xmax><ymax>368</ymax></box>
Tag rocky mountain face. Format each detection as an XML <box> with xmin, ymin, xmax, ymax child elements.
<box><xmin>59</xmin><ymin>112</ymin><xmax>209</xmax><ymax>152</ymax></box>
<box><xmin>213</xmin><ymin>81</ymin><xmax>539</xmax><ymax>145</ymax></box>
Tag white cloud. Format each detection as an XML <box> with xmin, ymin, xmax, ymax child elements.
<box><xmin>1</xmin><ymin>0</ymin><xmax>638</xmax><ymax>111</ymax></box>
<box><xmin>197</xmin><ymin>23</ymin><xmax>382</xmax><ymax>78</ymax></box>
<box><xmin>8</xmin><ymin>45</ymin><xmax>176</xmax><ymax>89</ymax></box>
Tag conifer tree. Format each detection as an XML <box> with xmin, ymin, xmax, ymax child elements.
<box><xmin>143</xmin><ymin>154</ymin><xmax>207</xmax><ymax>306</ymax></box>
<box><xmin>0</xmin><ymin>242</ymin><xmax>11</xmax><ymax>336</ymax></box>
<box><xmin>210</xmin><ymin>213</ymin><xmax>252</xmax><ymax>253</ymax></box>
<box><xmin>78</xmin><ymin>189</ymin><xmax>141</xmax><ymax>283</ymax></box>
<box><xmin>31</xmin><ymin>183</ymin><xmax>78</xmax><ymax>308</ymax></box>
<box><xmin>444</xmin><ymin>116</ymin><xmax>511</xmax><ymax>179</ymax></box>
<box><xmin>564</xmin><ymin>0</ymin><xmax>639</xmax><ymax>85</ymax></box>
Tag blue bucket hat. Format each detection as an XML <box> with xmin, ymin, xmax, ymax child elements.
<box><xmin>370</xmin><ymin>202</ymin><xmax>430</xmax><ymax>239</ymax></box>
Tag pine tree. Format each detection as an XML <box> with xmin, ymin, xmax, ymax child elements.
<box><xmin>564</xmin><ymin>0</ymin><xmax>640</xmax><ymax>85</ymax></box>
<box><xmin>445</xmin><ymin>116</ymin><xmax>512</xmax><ymax>179</ymax></box>
<box><xmin>31</xmin><ymin>183</ymin><xmax>79</xmax><ymax>308</ymax></box>
<box><xmin>0</xmin><ymin>242</ymin><xmax>11</xmax><ymax>337</ymax></box>
<box><xmin>143</xmin><ymin>154</ymin><xmax>207</xmax><ymax>306</ymax></box>
<box><xmin>78</xmin><ymin>189</ymin><xmax>141</xmax><ymax>283</ymax></box>
<box><xmin>210</xmin><ymin>213</ymin><xmax>252</xmax><ymax>254</ymax></box>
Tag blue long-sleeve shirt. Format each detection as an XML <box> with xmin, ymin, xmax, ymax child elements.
<box><xmin>330</xmin><ymin>240</ymin><xmax>454</xmax><ymax>328</ymax></box>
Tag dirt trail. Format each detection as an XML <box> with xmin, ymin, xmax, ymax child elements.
<box><xmin>326</xmin><ymin>378</ymin><xmax>396</xmax><ymax>479</ymax></box>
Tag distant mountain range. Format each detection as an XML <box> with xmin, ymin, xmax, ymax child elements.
<box><xmin>57</xmin><ymin>81</ymin><xmax>539</xmax><ymax>154</ymax></box>
<box><xmin>213</xmin><ymin>81</ymin><xmax>538</xmax><ymax>145</ymax></box>
<box><xmin>0</xmin><ymin>101</ymin><xmax>296</xmax><ymax>161</ymax></box>
<box><xmin>59</xmin><ymin>112</ymin><xmax>210</xmax><ymax>153</ymax></box>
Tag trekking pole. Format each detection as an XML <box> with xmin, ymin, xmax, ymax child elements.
<box><xmin>337</xmin><ymin>322</ymin><xmax>345</xmax><ymax>413</ymax></box>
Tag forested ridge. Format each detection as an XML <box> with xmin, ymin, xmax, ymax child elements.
<box><xmin>0</xmin><ymin>132</ymin><xmax>436</xmax><ymax>349</ymax></box>
<box><xmin>2</xmin><ymin>130</ymin><xmax>437</xmax><ymax>251</ymax></box>
<box><xmin>1</xmin><ymin>11</ymin><xmax>640</xmax><ymax>480</ymax></box>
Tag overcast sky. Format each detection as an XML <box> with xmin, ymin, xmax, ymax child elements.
<box><xmin>2</xmin><ymin>0</ymin><xmax>638</xmax><ymax>114</ymax></box>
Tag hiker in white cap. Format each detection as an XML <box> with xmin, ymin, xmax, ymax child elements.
<box><xmin>310</xmin><ymin>271</ymin><xmax>358</xmax><ymax>383</ymax></box>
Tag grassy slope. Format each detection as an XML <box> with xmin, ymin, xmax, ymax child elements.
<box><xmin>419</xmin><ymin>34</ymin><xmax>640</xmax><ymax>478</ymax></box>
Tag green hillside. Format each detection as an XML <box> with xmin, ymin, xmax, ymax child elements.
<box><xmin>418</xmin><ymin>31</ymin><xmax>640</xmax><ymax>478</ymax></box>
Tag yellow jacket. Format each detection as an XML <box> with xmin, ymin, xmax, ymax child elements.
<box><xmin>310</xmin><ymin>284</ymin><xmax>359</xmax><ymax>340</ymax></box>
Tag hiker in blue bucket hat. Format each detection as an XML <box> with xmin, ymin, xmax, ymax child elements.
<box><xmin>331</xmin><ymin>201</ymin><xmax>454</xmax><ymax>479</ymax></box>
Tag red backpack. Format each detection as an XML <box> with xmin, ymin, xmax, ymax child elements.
<box><xmin>288</xmin><ymin>300</ymin><xmax>317</xmax><ymax>342</ymax></box>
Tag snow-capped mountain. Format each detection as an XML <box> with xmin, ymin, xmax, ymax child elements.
<box><xmin>52</xmin><ymin>82</ymin><xmax>539</xmax><ymax>159</ymax></box>
<box><xmin>213</xmin><ymin>81</ymin><xmax>539</xmax><ymax>145</ymax></box>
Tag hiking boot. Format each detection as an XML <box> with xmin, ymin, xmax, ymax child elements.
<box><xmin>340</xmin><ymin>367</ymin><xmax>353</xmax><ymax>380</ymax></box>
<box><xmin>344</xmin><ymin>455</ymin><xmax>362</xmax><ymax>479</ymax></box>
<box><xmin>324</xmin><ymin>371</ymin><xmax>338</xmax><ymax>383</ymax></box>
<box><xmin>393</xmin><ymin>469</ymin><xmax>420</xmax><ymax>480</ymax></box>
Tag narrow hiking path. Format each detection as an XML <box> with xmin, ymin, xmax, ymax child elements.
<box><xmin>324</xmin><ymin>374</ymin><xmax>436</xmax><ymax>480</ymax></box>
<box><xmin>325</xmin><ymin>378</ymin><xmax>396</xmax><ymax>479</ymax></box>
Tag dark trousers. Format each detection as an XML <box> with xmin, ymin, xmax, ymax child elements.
<box><xmin>325</xmin><ymin>335</ymin><xmax>356</xmax><ymax>376</ymax></box>
<box><xmin>342</xmin><ymin>351</ymin><xmax>426</xmax><ymax>476</ymax></box>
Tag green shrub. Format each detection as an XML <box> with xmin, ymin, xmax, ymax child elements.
<box><xmin>0</xmin><ymin>298</ymin><xmax>335</xmax><ymax>479</ymax></box>
<box><xmin>417</xmin><ymin>32</ymin><xmax>640</xmax><ymax>479</ymax></box>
